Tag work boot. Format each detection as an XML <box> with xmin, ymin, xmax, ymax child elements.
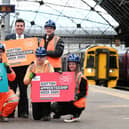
<box><xmin>0</xmin><ymin>116</ymin><xmax>8</xmax><ymax>122</ymax></box>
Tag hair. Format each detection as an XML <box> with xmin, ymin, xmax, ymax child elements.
<box><xmin>15</xmin><ymin>19</ymin><xmax>25</xmax><ymax>26</ymax></box>
<box><xmin>67</xmin><ymin>63</ymin><xmax>80</xmax><ymax>75</ymax></box>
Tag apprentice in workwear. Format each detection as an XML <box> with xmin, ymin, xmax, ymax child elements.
<box><xmin>51</xmin><ymin>54</ymin><xmax>88</xmax><ymax>123</ymax></box>
<box><xmin>24</xmin><ymin>47</ymin><xmax>54</xmax><ymax>121</ymax></box>
<box><xmin>0</xmin><ymin>43</ymin><xmax>19</xmax><ymax>122</ymax></box>
<box><xmin>39</xmin><ymin>19</ymin><xmax>64</xmax><ymax>72</ymax></box>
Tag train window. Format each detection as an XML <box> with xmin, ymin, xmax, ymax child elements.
<box><xmin>88</xmin><ymin>51</ymin><xmax>94</xmax><ymax>54</ymax></box>
<box><xmin>86</xmin><ymin>55</ymin><xmax>94</xmax><ymax>68</ymax></box>
<box><xmin>109</xmin><ymin>56</ymin><xmax>117</xmax><ymax>68</ymax></box>
<box><xmin>110</xmin><ymin>51</ymin><xmax>116</xmax><ymax>55</ymax></box>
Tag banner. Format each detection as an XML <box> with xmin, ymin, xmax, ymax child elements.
<box><xmin>31</xmin><ymin>72</ymin><xmax>75</xmax><ymax>102</ymax></box>
<box><xmin>0</xmin><ymin>63</ymin><xmax>9</xmax><ymax>92</ymax></box>
<box><xmin>1</xmin><ymin>38</ymin><xmax>38</xmax><ymax>67</ymax></box>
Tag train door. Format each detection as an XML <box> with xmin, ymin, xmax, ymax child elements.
<box><xmin>96</xmin><ymin>49</ymin><xmax>109</xmax><ymax>86</ymax></box>
<box><xmin>98</xmin><ymin>53</ymin><xmax>107</xmax><ymax>79</ymax></box>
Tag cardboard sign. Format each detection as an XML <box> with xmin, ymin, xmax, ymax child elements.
<box><xmin>31</xmin><ymin>72</ymin><xmax>75</xmax><ymax>102</ymax></box>
<box><xmin>0</xmin><ymin>63</ymin><xmax>9</xmax><ymax>92</ymax></box>
<box><xmin>1</xmin><ymin>38</ymin><xmax>38</xmax><ymax>67</ymax></box>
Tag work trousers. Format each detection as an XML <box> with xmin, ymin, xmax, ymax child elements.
<box><xmin>32</xmin><ymin>102</ymin><xmax>51</xmax><ymax>120</ymax></box>
<box><xmin>51</xmin><ymin>102</ymin><xmax>84</xmax><ymax>117</ymax></box>
<box><xmin>0</xmin><ymin>89</ymin><xmax>19</xmax><ymax>117</ymax></box>
<box><xmin>9</xmin><ymin>65</ymin><xmax>29</xmax><ymax>117</ymax></box>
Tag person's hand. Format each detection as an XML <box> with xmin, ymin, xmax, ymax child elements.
<box><xmin>29</xmin><ymin>72</ymin><xmax>36</xmax><ymax>79</ymax></box>
<box><xmin>57</xmin><ymin>70</ymin><xmax>62</xmax><ymax>74</ymax></box>
<box><xmin>75</xmin><ymin>96</ymin><xmax>78</xmax><ymax>101</ymax></box>
<box><xmin>4</xmin><ymin>62</ymin><xmax>11</xmax><ymax>73</ymax></box>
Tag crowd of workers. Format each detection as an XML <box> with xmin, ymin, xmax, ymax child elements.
<box><xmin>0</xmin><ymin>18</ymin><xmax>88</xmax><ymax>123</ymax></box>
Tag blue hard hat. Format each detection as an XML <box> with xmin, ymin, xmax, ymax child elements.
<box><xmin>44</xmin><ymin>19</ymin><xmax>56</xmax><ymax>30</ymax></box>
<box><xmin>0</xmin><ymin>43</ymin><xmax>5</xmax><ymax>52</ymax></box>
<box><xmin>35</xmin><ymin>47</ymin><xmax>47</xmax><ymax>57</ymax></box>
<box><xmin>68</xmin><ymin>54</ymin><xmax>80</xmax><ymax>63</ymax></box>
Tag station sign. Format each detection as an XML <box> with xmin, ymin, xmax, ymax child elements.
<box><xmin>0</xmin><ymin>5</ymin><xmax>15</xmax><ymax>13</ymax></box>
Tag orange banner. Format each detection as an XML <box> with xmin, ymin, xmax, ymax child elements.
<box><xmin>1</xmin><ymin>38</ymin><xmax>38</xmax><ymax>67</ymax></box>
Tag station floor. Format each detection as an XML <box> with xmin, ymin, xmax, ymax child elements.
<box><xmin>1</xmin><ymin>85</ymin><xmax>129</xmax><ymax>129</ymax></box>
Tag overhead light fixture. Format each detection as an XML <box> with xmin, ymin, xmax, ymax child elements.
<box><xmin>38</xmin><ymin>1</ymin><xmax>44</xmax><ymax>5</ymax></box>
<box><xmin>30</xmin><ymin>21</ymin><xmax>35</xmax><ymax>26</ymax></box>
<box><xmin>77</xmin><ymin>24</ymin><xmax>81</xmax><ymax>28</ymax></box>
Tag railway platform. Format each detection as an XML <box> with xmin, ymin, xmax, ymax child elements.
<box><xmin>1</xmin><ymin>85</ymin><xmax>129</xmax><ymax>129</ymax></box>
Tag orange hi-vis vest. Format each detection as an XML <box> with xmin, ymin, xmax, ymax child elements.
<box><xmin>30</xmin><ymin>61</ymin><xmax>52</xmax><ymax>73</ymax></box>
<box><xmin>40</xmin><ymin>36</ymin><xmax>62</xmax><ymax>68</ymax></box>
<box><xmin>73</xmin><ymin>72</ymin><xmax>88</xmax><ymax>108</ymax></box>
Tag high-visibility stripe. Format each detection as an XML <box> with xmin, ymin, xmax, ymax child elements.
<box><xmin>3</xmin><ymin>99</ymin><xmax>18</xmax><ymax>107</ymax></box>
<box><xmin>8</xmin><ymin>95</ymin><xmax>16</xmax><ymax>99</ymax></box>
<box><xmin>54</xmin><ymin>36</ymin><xmax>57</xmax><ymax>48</ymax></box>
<box><xmin>75</xmin><ymin>73</ymin><xmax>82</xmax><ymax>96</ymax></box>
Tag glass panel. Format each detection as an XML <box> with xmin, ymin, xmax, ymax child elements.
<box><xmin>86</xmin><ymin>55</ymin><xmax>94</xmax><ymax>68</ymax></box>
<box><xmin>109</xmin><ymin>56</ymin><xmax>117</xmax><ymax>68</ymax></box>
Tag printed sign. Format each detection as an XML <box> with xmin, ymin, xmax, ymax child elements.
<box><xmin>1</xmin><ymin>38</ymin><xmax>38</xmax><ymax>67</ymax></box>
<box><xmin>0</xmin><ymin>63</ymin><xmax>9</xmax><ymax>92</ymax></box>
<box><xmin>31</xmin><ymin>72</ymin><xmax>75</xmax><ymax>102</ymax></box>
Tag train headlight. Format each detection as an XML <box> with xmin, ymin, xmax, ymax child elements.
<box><xmin>109</xmin><ymin>69</ymin><xmax>114</xmax><ymax>73</ymax></box>
<box><xmin>87</xmin><ymin>68</ymin><xmax>93</xmax><ymax>73</ymax></box>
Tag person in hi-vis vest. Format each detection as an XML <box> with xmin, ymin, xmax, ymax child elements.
<box><xmin>39</xmin><ymin>19</ymin><xmax>64</xmax><ymax>72</ymax></box>
<box><xmin>0</xmin><ymin>43</ymin><xmax>19</xmax><ymax>122</ymax></box>
<box><xmin>24</xmin><ymin>47</ymin><xmax>54</xmax><ymax>121</ymax></box>
<box><xmin>51</xmin><ymin>54</ymin><xmax>88</xmax><ymax>123</ymax></box>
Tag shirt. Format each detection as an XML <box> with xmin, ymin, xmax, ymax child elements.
<box><xmin>16</xmin><ymin>34</ymin><xmax>24</xmax><ymax>39</ymax></box>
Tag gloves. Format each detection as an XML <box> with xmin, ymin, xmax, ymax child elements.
<box><xmin>29</xmin><ymin>72</ymin><xmax>36</xmax><ymax>79</ymax></box>
<box><xmin>4</xmin><ymin>62</ymin><xmax>12</xmax><ymax>73</ymax></box>
<box><xmin>75</xmin><ymin>96</ymin><xmax>78</xmax><ymax>101</ymax></box>
<box><xmin>57</xmin><ymin>70</ymin><xmax>62</xmax><ymax>74</ymax></box>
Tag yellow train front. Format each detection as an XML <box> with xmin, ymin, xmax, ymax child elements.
<box><xmin>84</xmin><ymin>46</ymin><xmax>119</xmax><ymax>88</ymax></box>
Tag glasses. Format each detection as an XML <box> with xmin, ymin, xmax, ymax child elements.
<box><xmin>36</xmin><ymin>55</ymin><xmax>45</xmax><ymax>58</ymax></box>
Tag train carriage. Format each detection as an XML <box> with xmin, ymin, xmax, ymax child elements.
<box><xmin>84</xmin><ymin>46</ymin><xmax>119</xmax><ymax>88</ymax></box>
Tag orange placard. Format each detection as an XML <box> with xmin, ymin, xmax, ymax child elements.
<box><xmin>1</xmin><ymin>38</ymin><xmax>38</xmax><ymax>67</ymax></box>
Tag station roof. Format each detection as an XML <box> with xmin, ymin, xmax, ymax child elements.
<box><xmin>1</xmin><ymin>0</ymin><xmax>129</xmax><ymax>45</ymax></box>
<box><xmin>93</xmin><ymin>0</ymin><xmax>129</xmax><ymax>46</ymax></box>
<box><xmin>5</xmin><ymin>0</ymin><xmax>118</xmax><ymax>36</ymax></box>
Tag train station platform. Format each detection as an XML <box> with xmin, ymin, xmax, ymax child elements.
<box><xmin>1</xmin><ymin>85</ymin><xmax>129</xmax><ymax>129</ymax></box>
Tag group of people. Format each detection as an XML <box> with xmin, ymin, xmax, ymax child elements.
<box><xmin>0</xmin><ymin>18</ymin><xmax>88</xmax><ymax>123</ymax></box>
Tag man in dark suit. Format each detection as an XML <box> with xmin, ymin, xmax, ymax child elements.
<box><xmin>5</xmin><ymin>19</ymin><xmax>30</xmax><ymax>118</ymax></box>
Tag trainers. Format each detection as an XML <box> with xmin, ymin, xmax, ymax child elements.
<box><xmin>64</xmin><ymin>117</ymin><xmax>80</xmax><ymax>123</ymax></box>
<box><xmin>0</xmin><ymin>116</ymin><xmax>8</xmax><ymax>122</ymax></box>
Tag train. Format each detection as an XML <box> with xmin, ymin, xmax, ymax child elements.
<box><xmin>118</xmin><ymin>48</ymin><xmax>129</xmax><ymax>88</ymax></box>
<box><xmin>62</xmin><ymin>45</ymin><xmax>119</xmax><ymax>88</ymax></box>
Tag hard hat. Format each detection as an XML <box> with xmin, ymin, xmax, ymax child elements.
<box><xmin>35</xmin><ymin>47</ymin><xmax>47</xmax><ymax>57</ymax></box>
<box><xmin>68</xmin><ymin>54</ymin><xmax>80</xmax><ymax>63</ymax></box>
<box><xmin>0</xmin><ymin>43</ymin><xmax>5</xmax><ymax>52</ymax></box>
<box><xmin>44</xmin><ymin>19</ymin><xmax>56</xmax><ymax>30</ymax></box>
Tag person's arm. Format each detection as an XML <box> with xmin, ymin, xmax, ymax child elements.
<box><xmin>24</xmin><ymin>65</ymin><xmax>35</xmax><ymax>85</ymax></box>
<box><xmin>7</xmin><ymin>67</ymin><xmax>16</xmax><ymax>81</ymax></box>
<box><xmin>47</xmin><ymin>38</ymin><xmax>64</xmax><ymax>57</ymax></box>
<box><xmin>5</xmin><ymin>35</ymin><xmax>10</xmax><ymax>40</ymax></box>
<box><xmin>4</xmin><ymin>63</ymin><xmax>16</xmax><ymax>81</ymax></box>
<box><xmin>75</xmin><ymin>77</ymin><xmax>88</xmax><ymax>100</ymax></box>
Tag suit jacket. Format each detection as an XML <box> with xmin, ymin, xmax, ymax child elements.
<box><xmin>5</xmin><ymin>33</ymin><xmax>30</xmax><ymax>40</ymax></box>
